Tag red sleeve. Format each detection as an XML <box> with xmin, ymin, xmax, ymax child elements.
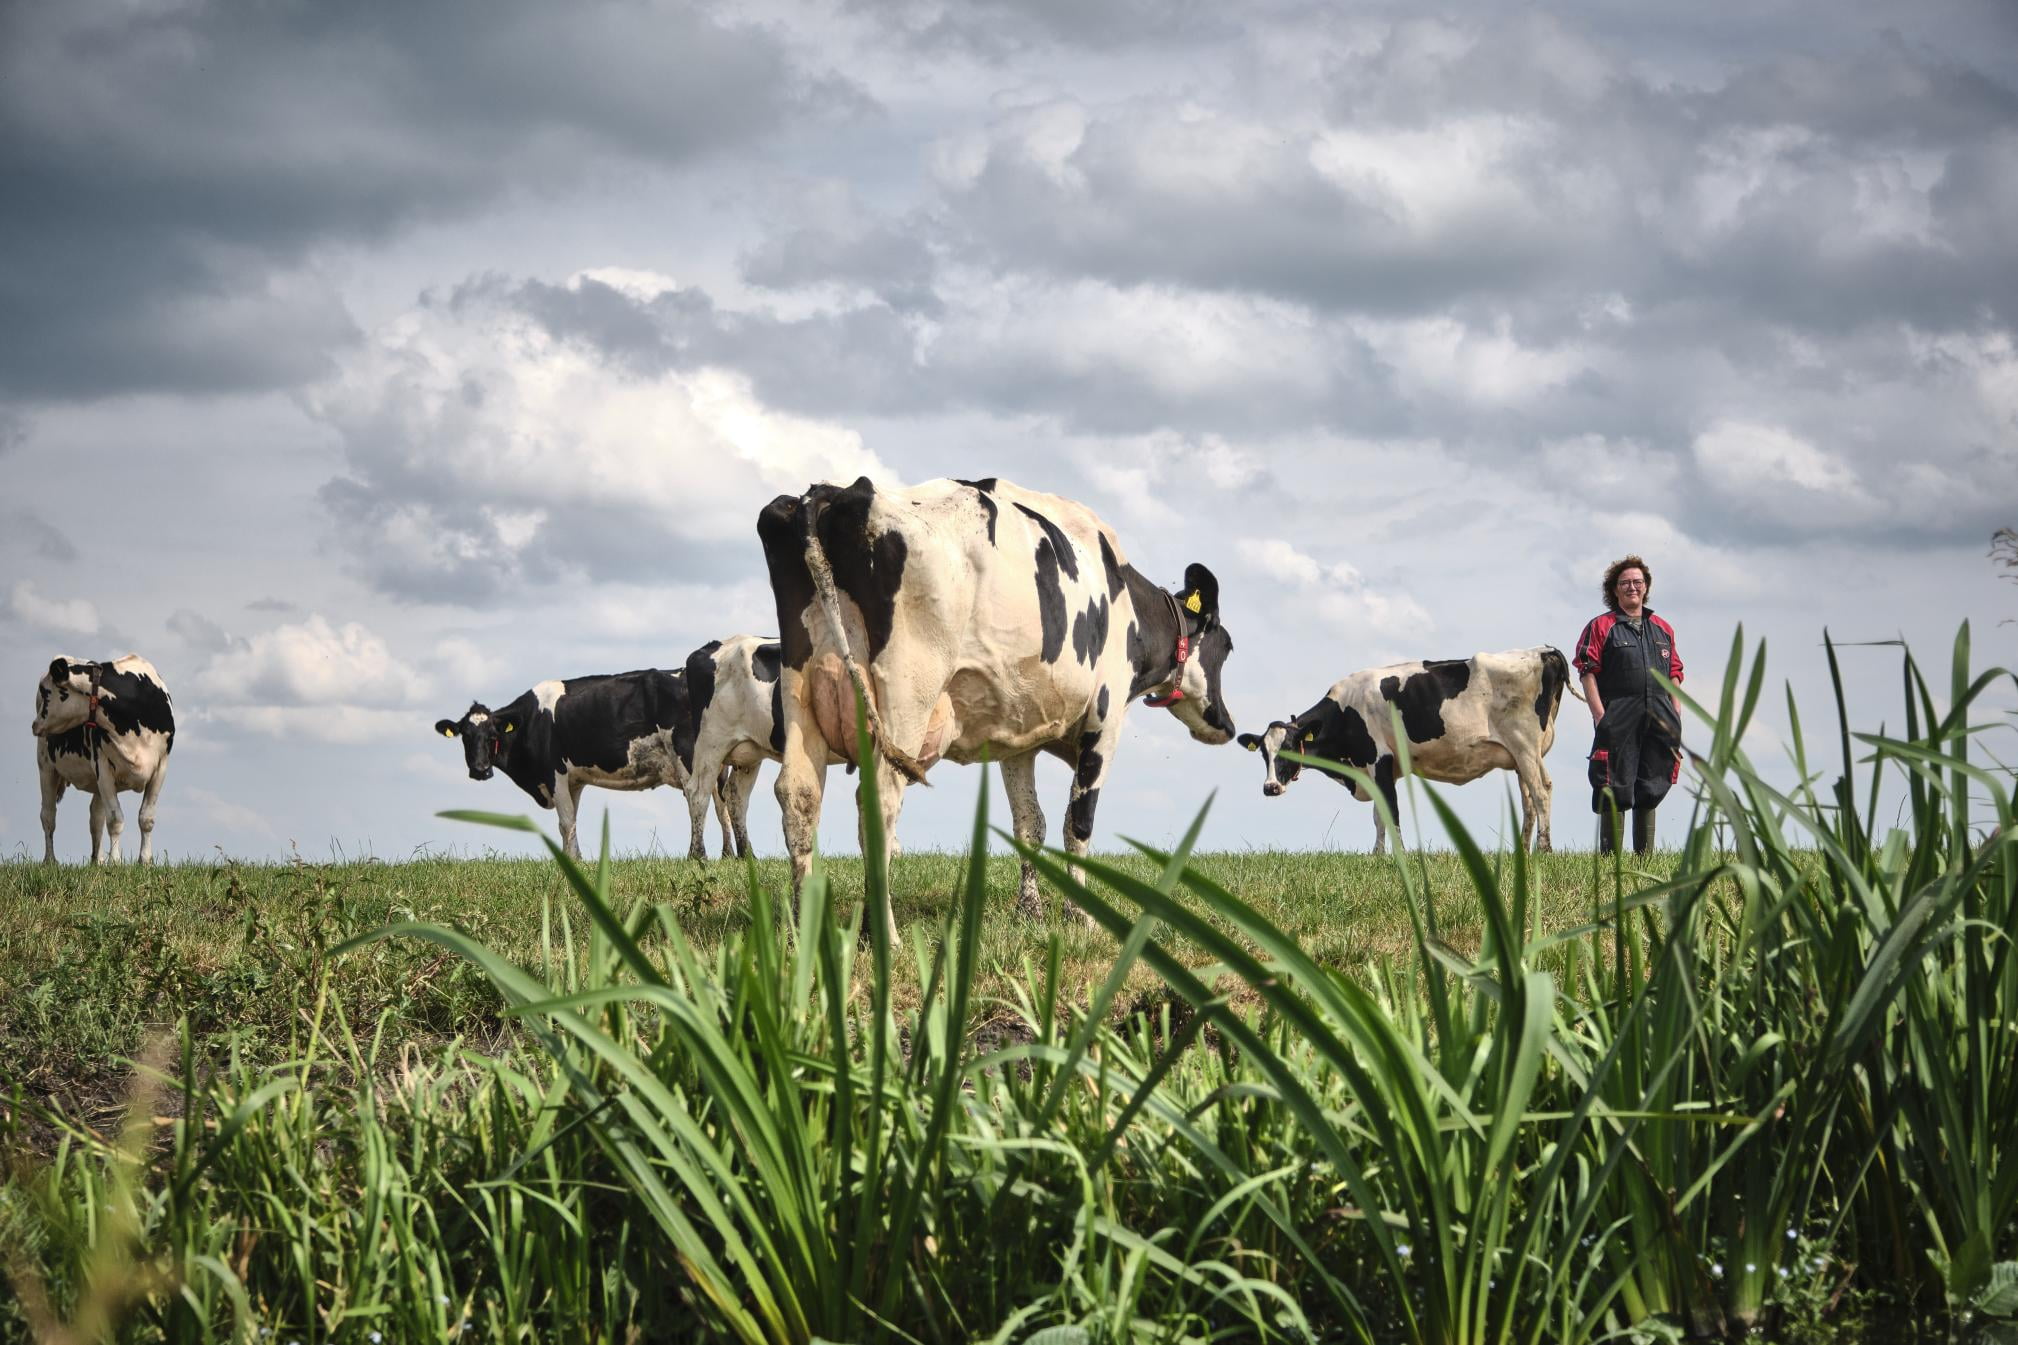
<box><xmin>1655</xmin><ymin>616</ymin><xmax>1682</xmax><ymax>683</ymax></box>
<box><xmin>1574</xmin><ymin>615</ymin><xmax>1612</xmax><ymax>677</ymax></box>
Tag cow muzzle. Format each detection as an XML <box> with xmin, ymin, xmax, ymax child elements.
<box><xmin>1263</xmin><ymin>780</ymin><xmax>1285</xmax><ymax>798</ymax></box>
<box><xmin>470</xmin><ymin>765</ymin><xmax>494</xmax><ymax>781</ymax></box>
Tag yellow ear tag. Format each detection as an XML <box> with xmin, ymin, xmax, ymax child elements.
<box><xmin>441</xmin><ymin>727</ymin><xmax>455</xmax><ymax>738</ymax></box>
<box><xmin>1244</xmin><ymin>739</ymin><xmax>1258</xmax><ymax>752</ymax></box>
<box><xmin>504</xmin><ymin>722</ymin><xmax>515</xmax><ymax>733</ymax></box>
<box><xmin>1184</xmin><ymin>590</ymin><xmax>1202</xmax><ymax>614</ymax></box>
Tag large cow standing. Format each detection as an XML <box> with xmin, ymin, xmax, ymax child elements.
<box><xmin>1237</xmin><ymin>647</ymin><xmax>1573</xmax><ymax>853</ymax></box>
<box><xmin>758</xmin><ymin>476</ymin><xmax>1237</xmax><ymax>927</ymax></box>
<box><xmin>435</xmin><ymin>669</ymin><xmax>734</xmax><ymax>860</ymax></box>
<box><xmin>31</xmin><ymin>655</ymin><xmax>176</xmax><ymax>864</ymax></box>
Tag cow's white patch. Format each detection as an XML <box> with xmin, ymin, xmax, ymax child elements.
<box><xmin>533</xmin><ymin>681</ymin><xmax>567</xmax><ymax>714</ymax></box>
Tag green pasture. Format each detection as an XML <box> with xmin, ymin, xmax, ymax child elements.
<box><xmin>0</xmin><ymin>845</ymin><xmax>1675</xmax><ymax>1137</ymax></box>
<box><xmin>0</xmin><ymin>627</ymin><xmax>2011</xmax><ymax>1345</ymax></box>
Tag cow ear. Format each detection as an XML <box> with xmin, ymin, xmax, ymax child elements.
<box><xmin>1182</xmin><ymin>563</ymin><xmax>1219</xmax><ymax>623</ymax></box>
<box><xmin>435</xmin><ymin>719</ymin><xmax>459</xmax><ymax>738</ymax></box>
<box><xmin>1237</xmin><ymin>733</ymin><xmax>1260</xmax><ymax>751</ymax></box>
<box><xmin>48</xmin><ymin>657</ymin><xmax>69</xmax><ymax>684</ymax></box>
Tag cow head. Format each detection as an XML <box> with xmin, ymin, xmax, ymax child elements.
<box><xmin>435</xmin><ymin>702</ymin><xmax>520</xmax><ymax>780</ymax></box>
<box><xmin>1236</xmin><ymin>720</ymin><xmax>1305</xmax><ymax>796</ymax></box>
<box><xmin>1150</xmin><ymin>563</ymin><xmax>1237</xmax><ymax>745</ymax></box>
<box><xmin>32</xmin><ymin>657</ymin><xmax>100</xmax><ymax>738</ymax></box>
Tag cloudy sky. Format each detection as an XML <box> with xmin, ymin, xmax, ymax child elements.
<box><xmin>4</xmin><ymin>0</ymin><xmax>2015</xmax><ymax>866</ymax></box>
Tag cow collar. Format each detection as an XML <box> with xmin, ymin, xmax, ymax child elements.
<box><xmin>1141</xmin><ymin>588</ymin><xmax>1193</xmax><ymax>708</ymax></box>
<box><xmin>81</xmin><ymin>664</ymin><xmax>106</xmax><ymax>735</ymax></box>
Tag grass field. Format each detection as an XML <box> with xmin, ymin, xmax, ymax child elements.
<box><xmin>0</xmin><ymin>630</ymin><xmax>2011</xmax><ymax>1344</ymax></box>
<box><xmin>0</xmin><ymin>841</ymin><xmax>1672</xmax><ymax>1142</ymax></box>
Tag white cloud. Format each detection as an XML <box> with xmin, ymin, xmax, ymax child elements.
<box><xmin>195</xmin><ymin>705</ymin><xmax>421</xmax><ymax>746</ymax></box>
<box><xmin>1692</xmin><ymin>420</ymin><xmax>1878</xmax><ymax>529</ymax></box>
<box><xmin>7</xmin><ymin>580</ymin><xmax>99</xmax><ymax>636</ymax></box>
<box><xmin>307</xmin><ymin>273</ymin><xmax>896</xmax><ymax>595</ymax></box>
<box><xmin>194</xmin><ymin>614</ymin><xmax>425</xmax><ymax>709</ymax></box>
<box><xmin>1235</xmin><ymin>536</ymin><xmax>1434</xmax><ymax>642</ymax></box>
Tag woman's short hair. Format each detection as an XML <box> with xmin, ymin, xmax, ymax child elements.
<box><xmin>1602</xmin><ymin>554</ymin><xmax>1652</xmax><ymax>610</ymax></box>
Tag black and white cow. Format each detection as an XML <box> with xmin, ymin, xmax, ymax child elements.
<box><xmin>758</xmin><ymin>476</ymin><xmax>1237</xmax><ymax>927</ymax></box>
<box><xmin>1236</xmin><ymin>647</ymin><xmax>1573</xmax><ymax>853</ymax></box>
<box><xmin>31</xmin><ymin>655</ymin><xmax>176</xmax><ymax>864</ymax></box>
<box><xmin>435</xmin><ymin>669</ymin><xmax>734</xmax><ymax>860</ymax></box>
<box><xmin>679</xmin><ymin>635</ymin><xmax>791</xmax><ymax>863</ymax></box>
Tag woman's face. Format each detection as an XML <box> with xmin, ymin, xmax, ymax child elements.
<box><xmin>1614</xmin><ymin>567</ymin><xmax>1648</xmax><ymax>612</ymax></box>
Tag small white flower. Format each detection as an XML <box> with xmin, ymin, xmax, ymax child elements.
<box><xmin>1777</xmin><ymin>1266</ymin><xmax>1789</xmax><ymax>1278</ymax></box>
<box><xmin>1396</xmin><ymin>1243</ymin><xmax>1412</xmax><ymax>1259</ymax></box>
<box><xmin>1745</xmin><ymin>1263</ymin><xmax>1756</xmax><ymax>1273</ymax></box>
<box><xmin>370</xmin><ymin>1335</ymin><xmax>382</xmax><ymax>1344</ymax></box>
<box><xmin>1710</xmin><ymin>1263</ymin><xmax>1723</xmax><ymax>1278</ymax></box>
<box><xmin>1786</xmin><ymin>1229</ymin><xmax>1797</xmax><ymax>1240</ymax></box>
<box><xmin>438</xmin><ymin>1295</ymin><xmax>450</xmax><ymax>1305</ymax></box>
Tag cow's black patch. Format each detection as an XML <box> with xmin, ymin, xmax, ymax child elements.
<box><xmin>815</xmin><ymin>477</ymin><xmax>908</xmax><ymax>661</ymax></box>
<box><xmin>1067</xmin><ymin>731</ymin><xmax>1104</xmax><ymax>843</ymax></box>
<box><xmin>958</xmin><ymin>478</ymin><xmax>1000</xmax><ymax>545</ymax></box>
<box><xmin>680</xmin><ymin>641</ymin><xmax>723</xmax><ymax>769</ymax></box>
<box><xmin>1300</xmin><ymin>698</ymin><xmax>1380</xmax><ymax>777</ymax></box>
<box><xmin>90</xmin><ymin>666</ymin><xmax>176</xmax><ymax>752</ymax></box>
<box><xmin>769</xmin><ymin>676</ymin><xmax>785</xmax><ymax>754</ymax></box>
<box><xmin>1195</xmin><ymin>625</ymin><xmax>1234</xmax><ymax>736</ymax></box>
<box><xmin>1121</xmin><ymin>565</ymin><xmax>1175</xmax><ymax>696</ymax></box>
<box><xmin>1536</xmin><ymin>647</ymin><xmax>1568</xmax><ymax>730</ymax></box>
<box><xmin>757</xmin><ymin>494</ymin><xmax>817</xmax><ymax>671</ymax></box>
<box><xmin>752</xmin><ymin>643</ymin><xmax>782</xmax><ymax>683</ymax></box>
<box><xmin>1070</xmin><ymin>595</ymin><xmax>1109</xmax><ymax>667</ymax></box>
<box><xmin>1014</xmin><ymin>502</ymin><xmax>1079</xmax><ymax>580</ymax></box>
<box><xmin>1096</xmin><ymin>685</ymin><xmax>1110</xmax><ymax>720</ymax></box>
<box><xmin>43</xmin><ymin>727</ymin><xmax>94</xmax><ymax>760</ymax></box>
<box><xmin>1379</xmin><ymin>659</ymin><xmax>1473</xmax><ymax>743</ymax></box>
<box><xmin>1034</xmin><ymin>537</ymin><xmax>1068</xmax><ymax>663</ymax></box>
<box><xmin>1373</xmin><ymin>753</ymin><xmax>1399</xmax><ymax>817</ymax></box>
<box><xmin>1099</xmin><ymin>533</ymin><xmax>1124</xmax><ymax>600</ymax></box>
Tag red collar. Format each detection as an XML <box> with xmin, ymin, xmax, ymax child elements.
<box><xmin>1143</xmin><ymin>631</ymin><xmax>1191</xmax><ymax>708</ymax></box>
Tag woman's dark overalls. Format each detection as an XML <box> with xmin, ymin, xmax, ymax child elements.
<box><xmin>1576</xmin><ymin>609</ymin><xmax>1683</xmax><ymax>854</ymax></box>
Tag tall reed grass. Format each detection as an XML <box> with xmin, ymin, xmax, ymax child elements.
<box><xmin>2</xmin><ymin>627</ymin><xmax>2011</xmax><ymax>1344</ymax></box>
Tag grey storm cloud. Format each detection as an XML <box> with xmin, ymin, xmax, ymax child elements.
<box><xmin>0</xmin><ymin>0</ymin><xmax>855</xmax><ymax>402</ymax></box>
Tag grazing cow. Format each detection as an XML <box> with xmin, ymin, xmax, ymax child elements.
<box><xmin>435</xmin><ymin>669</ymin><xmax>735</xmax><ymax>860</ymax></box>
<box><xmin>31</xmin><ymin>655</ymin><xmax>176</xmax><ymax>864</ymax></box>
<box><xmin>758</xmin><ymin>475</ymin><xmax>1237</xmax><ymax>927</ymax></box>
<box><xmin>1236</xmin><ymin>647</ymin><xmax>1573</xmax><ymax>853</ymax></box>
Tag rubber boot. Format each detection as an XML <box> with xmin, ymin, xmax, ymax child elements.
<box><xmin>1632</xmin><ymin>809</ymin><xmax>1656</xmax><ymax>855</ymax></box>
<box><xmin>1598</xmin><ymin>809</ymin><xmax>1620</xmax><ymax>855</ymax></box>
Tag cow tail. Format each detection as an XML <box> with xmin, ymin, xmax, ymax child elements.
<box><xmin>800</xmin><ymin>511</ymin><xmax>931</xmax><ymax>786</ymax></box>
<box><xmin>1549</xmin><ymin>646</ymin><xmax>1588</xmax><ymax>703</ymax></box>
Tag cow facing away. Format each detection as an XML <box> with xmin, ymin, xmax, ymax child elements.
<box><xmin>31</xmin><ymin>654</ymin><xmax>176</xmax><ymax>864</ymax></box>
<box><xmin>679</xmin><ymin>635</ymin><xmax>793</xmax><ymax>863</ymax></box>
<box><xmin>1236</xmin><ymin>647</ymin><xmax>1573</xmax><ymax>853</ymax></box>
<box><xmin>435</xmin><ymin>669</ymin><xmax>734</xmax><ymax>860</ymax></box>
<box><xmin>758</xmin><ymin>476</ymin><xmax>1237</xmax><ymax>929</ymax></box>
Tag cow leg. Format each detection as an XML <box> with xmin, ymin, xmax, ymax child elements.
<box><xmin>556</xmin><ymin>777</ymin><xmax>583</xmax><ymax>860</ymax></box>
<box><xmin>97</xmin><ymin>766</ymin><xmax>125</xmax><ymax>865</ymax></box>
<box><xmin>1511</xmin><ymin>750</ymin><xmax>1550</xmax><ymax>853</ymax></box>
<box><xmin>728</xmin><ymin>761</ymin><xmax>760</xmax><ymax>858</ymax></box>
<box><xmin>713</xmin><ymin>769</ymin><xmax>737</xmax><ymax>859</ymax></box>
<box><xmin>1061</xmin><ymin>719</ymin><xmax>1123</xmax><ymax>927</ymax></box>
<box><xmin>137</xmin><ymin>758</ymin><xmax>169</xmax><ymax>864</ymax></box>
<box><xmin>39</xmin><ymin>764</ymin><xmax>63</xmax><ymax>863</ymax></box>
<box><xmin>855</xmin><ymin>761</ymin><xmax>908</xmax><ymax>944</ymax></box>
<box><xmin>1371</xmin><ymin>755</ymin><xmax>1400</xmax><ymax>858</ymax></box>
<box><xmin>774</xmin><ymin>701</ymin><xmax>829</xmax><ymax>899</ymax></box>
<box><xmin>88</xmin><ymin>791</ymin><xmax>107</xmax><ymax>864</ymax></box>
<box><xmin>999</xmin><ymin>753</ymin><xmax>1046</xmax><ymax>918</ymax></box>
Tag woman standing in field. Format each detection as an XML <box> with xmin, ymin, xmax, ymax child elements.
<box><xmin>1576</xmin><ymin>555</ymin><xmax>1683</xmax><ymax>854</ymax></box>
